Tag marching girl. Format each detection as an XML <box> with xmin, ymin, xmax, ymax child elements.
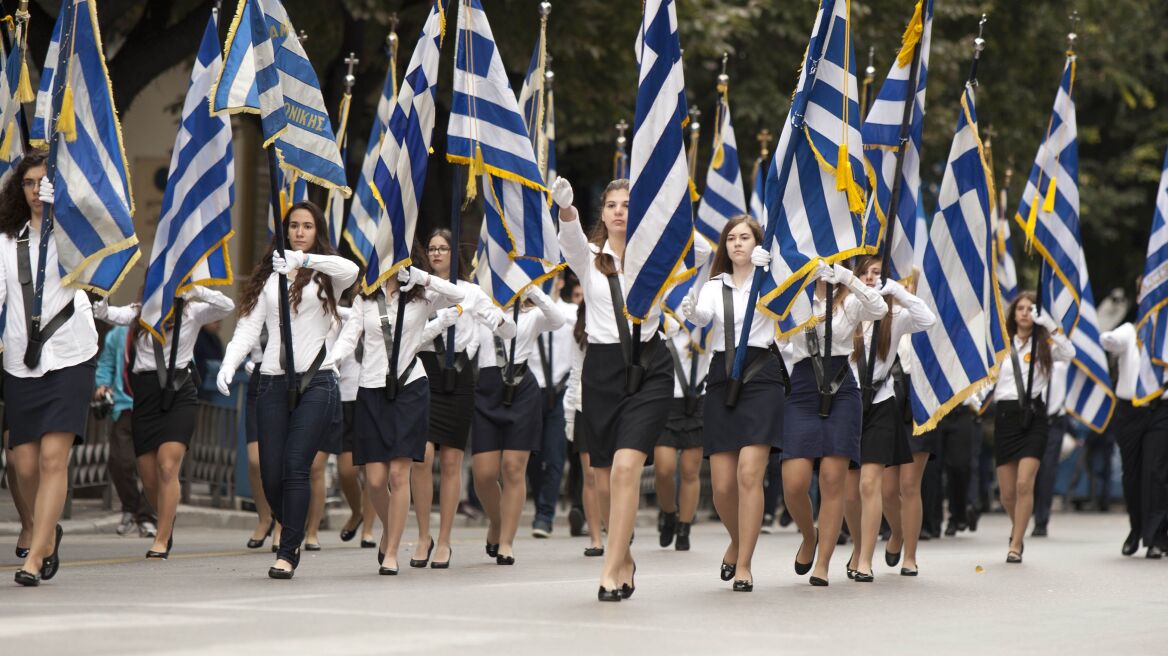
<box><xmin>95</xmin><ymin>285</ymin><xmax>235</xmax><ymax>560</ymax></box>
<box><xmin>331</xmin><ymin>263</ymin><xmax>464</xmax><ymax>574</ymax></box>
<box><xmin>653</xmin><ymin>314</ymin><xmax>707</xmax><ymax>553</ymax></box>
<box><xmin>679</xmin><ymin>215</ymin><xmax>783</xmax><ymax>591</ymax></box>
<box><xmin>471</xmin><ymin>285</ymin><xmax>565</xmax><ymax>564</ymax></box>
<box><xmin>565</xmin><ymin>304</ymin><xmax>606</xmax><ymax>557</ymax></box>
<box><xmin>414</xmin><ymin>228</ymin><xmax>504</xmax><ymax>569</ymax></box>
<box><xmin>555</xmin><ymin>176</ymin><xmax>708</xmax><ymax>601</ymax></box>
<box><xmin>2</xmin><ymin>153</ymin><xmax>97</xmax><ymax>586</ymax></box>
<box><xmin>780</xmin><ymin>259</ymin><xmax>886</xmax><ymax>586</ymax></box>
<box><xmin>217</xmin><ymin>201</ymin><xmax>358</xmax><ymax>579</ymax></box>
<box><xmin>994</xmin><ymin>291</ymin><xmax>1074</xmax><ymax>563</ymax></box>
<box><xmin>841</xmin><ymin>255</ymin><xmax>935</xmax><ymax>581</ymax></box>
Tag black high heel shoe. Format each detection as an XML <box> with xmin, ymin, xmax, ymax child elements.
<box><xmin>340</xmin><ymin>516</ymin><xmax>363</xmax><ymax>543</ymax></box>
<box><xmin>732</xmin><ymin>579</ymin><xmax>753</xmax><ymax>592</ymax></box>
<box><xmin>247</xmin><ymin>521</ymin><xmax>274</xmax><ymax>549</ymax></box>
<box><xmin>410</xmin><ymin>538</ymin><xmax>435</xmax><ymax>568</ymax></box>
<box><xmin>431</xmin><ymin>547</ymin><xmax>452</xmax><ymax>569</ymax></box>
<box><xmin>146</xmin><ymin>534</ymin><xmax>174</xmax><ymax>560</ymax></box>
<box><xmin>597</xmin><ymin>586</ymin><xmax>622</xmax><ymax>602</ymax></box>
<box><xmin>795</xmin><ymin>530</ymin><xmax>818</xmax><ymax>576</ymax></box>
<box><xmin>485</xmin><ymin>542</ymin><xmax>500</xmax><ymax>558</ymax></box>
<box><xmin>620</xmin><ymin>562</ymin><xmax>636</xmax><ymax>599</ymax></box>
<box><xmin>1006</xmin><ymin>541</ymin><xmax>1024</xmax><ymax>564</ymax></box>
<box><xmin>720</xmin><ymin>561</ymin><xmax>737</xmax><ymax>581</ymax></box>
<box><xmin>41</xmin><ymin>525</ymin><xmax>64</xmax><ymax>581</ymax></box>
<box><xmin>14</xmin><ymin>569</ymin><xmax>40</xmax><ymax>587</ymax></box>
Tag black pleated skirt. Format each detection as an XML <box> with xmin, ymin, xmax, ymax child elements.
<box><xmin>340</xmin><ymin>400</ymin><xmax>356</xmax><ymax>453</ymax></box>
<box><xmin>658</xmin><ymin>397</ymin><xmax>704</xmax><ymax>450</ymax></box>
<box><xmin>994</xmin><ymin>399</ymin><xmax>1049</xmax><ymax>466</ymax></box>
<box><xmin>472</xmin><ymin>367</ymin><xmax>542</xmax><ymax>454</ymax></box>
<box><xmin>780</xmin><ymin>357</ymin><xmax>862</xmax><ymax>464</ymax></box>
<box><xmin>353</xmin><ymin>380</ymin><xmax>430</xmax><ymax>465</ymax></box>
<box><xmin>3</xmin><ymin>362</ymin><xmax>95</xmax><ymax>449</ymax></box>
<box><xmin>419</xmin><ymin>351</ymin><xmax>474</xmax><ymax>450</ymax></box>
<box><xmin>580</xmin><ymin>338</ymin><xmax>673</xmax><ymax>468</ymax></box>
<box><xmin>128</xmin><ymin>371</ymin><xmax>198</xmax><ymax>457</ymax></box>
<box><xmin>860</xmin><ymin>397</ymin><xmax>913</xmax><ymax>466</ymax></box>
<box><xmin>702</xmin><ymin>350</ymin><xmax>784</xmax><ymax>456</ymax></box>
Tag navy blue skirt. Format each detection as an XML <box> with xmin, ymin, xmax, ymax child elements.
<box><xmin>4</xmin><ymin>362</ymin><xmax>94</xmax><ymax>449</ymax></box>
<box><xmin>580</xmin><ymin>339</ymin><xmax>673</xmax><ymax>468</ymax></box>
<box><xmin>703</xmin><ymin>350</ymin><xmax>784</xmax><ymax>456</ymax></box>
<box><xmin>780</xmin><ymin>356</ymin><xmax>861</xmax><ymax>464</ymax></box>
<box><xmin>472</xmin><ymin>367</ymin><xmax>542</xmax><ymax>454</ymax></box>
<box><xmin>860</xmin><ymin>397</ymin><xmax>913</xmax><ymax>466</ymax></box>
<box><xmin>353</xmin><ymin>379</ymin><xmax>430</xmax><ymax>465</ymax></box>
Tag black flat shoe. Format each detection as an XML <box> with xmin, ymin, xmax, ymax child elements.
<box><xmin>145</xmin><ymin>534</ymin><xmax>174</xmax><ymax>560</ymax></box>
<box><xmin>809</xmin><ymin>576</ymin><xmax>829</xmax><ymax>587</ymax></box>
<box><xmin>15</xmin><ymin>546</ymin><xmax>30</xmax><ymax>559</ymax></box>
<box><xmin>597</xmin><ymin>586</ymin><xmax>622</xmax><ymax>602</ymax></box>
<box><xmin>1006</xmin><ymin>542</ymin><xmax>1024</xmax><ymax>564</ymax></box>
<box><xmin>732</xmin><ymin>579</ymin><xmax>754</xmax><ymax>592</ymax></box>
<box><xmin>852</xmin><ymin>571</ymin><xmax>874</xmax><ymax>583</ymax></box>
<box><xmin>14</xmin><ymin>569</ymin><xmax>40</xmax><ymax>587</ymax></box>
<box><xmin>675</xmin><ymin>522</ymin><xmax>691</xmax><ymax>551</ymax></box>
<box><xmin>486</xmin><ymin>542</ymin><xmax>500</xmax><ymax>558</ymax></box>
<box><xmin>340</xmin><ymin>516</ymin><xmax>363</xmax><ymax>542</ymax></box>
<box><xmin>496</xmin><ymin>554</ymin><xmax>516</xmax><ymax>566</ymax></box>
<box><xmin>1146</xmin><ymin>544</ymin><xmax>1163</xmax><ymax>559</ymax></box>
<box><xmin>720</xmin><ymin>561</ymin><xmax>737</xmax><ymax>581</ymax></box>
<box><xmin>901</xmin><ymin>567</ymin><xmax>919</xmax><ymax>576</ymax></box>
<box><xmin>620</xmin><ymin>562</ymin><xmax>636</xmax><ymax>599</ymax></box>
<box><xmin>247</xmin><ymin>521</ymin><xmax>274</xmax><ymax>549</ymax></box>
<box><xmin>360</xmin><ymin>538</ymin><xmax>376</xmax><ymax>549</ymax></box>
<box><xmin>431</xmin><ymin>547</ymin><xmax>452</xmax><ymax>569</ymax></box>
<box><xmin>268</xmin><ymin>566</ymin><xmax>294</xmax><ymax>580</ymax></box>
<box><xmin>658</xmin><ymin>511</ymin><xmax>678</xmax><ymax>548</ymax></box>
<box><xmin>379</xmin><ymin>565</ymin><xmax>399</xmax><ymax>575</ymax></box>
<box><xmin>846</xmin><ymin>567</ymin><xmax>857</xmax><ymax>580</ymax></box>
<box><xmin>41</xmin><ymin>525</ymin><xmax>64</xmax><ymax>581</ymax></box>
<box><xmin>795</xmin><ymin>531</ymin><xmax>818</xmax><ymax>576</ymax></box>
<box><xmin>410</xmin><ymin>538</ymin><xmax>435</xmax><ymax>568</ymax></box>
<box><xmin>584</xmin><ymin>546</ymin><xmax>605</xmax><ymax>557</ymax></box>
<box><xmin>304</xmin><ymin>542</ymin><xmax>321</xmax><ymax>552</ymax></box>
<box><xmin>885</xmin><ymin>548</ymin><xmax>902</xmax><ymax>567</ymax></box>
<box><xmin>1121</xmin><ymin>531</ymin><xmax>1140</xmax><ymax>556</ymax></box>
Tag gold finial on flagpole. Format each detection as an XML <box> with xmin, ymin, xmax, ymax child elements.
<box><xmin>757</xmin><ymin>129</ymin><xmax>773</xmax><ymax>161</ymax></box>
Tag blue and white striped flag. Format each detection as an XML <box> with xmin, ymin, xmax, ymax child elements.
<box><xmin>1015</xmin><ymin>55</ymin><xmax>1081</xmax><ymax>333</ymax></box>
<box><xmin>748</xmin><ymin>153</ymin><xmax>766</xmax><ymax>225</ymax></box>
<box><xmin>30</xmin><ymin>6</ymin><xmax>62</xmax><ymax>148</ymax></box>
<box><xmin>1132</xmin><ymin>146</ymin><xmax>1168</xmax><ymax>404</ymax></box>
<box><xmin>1133</xmin><ymin>311</ymin><xmax>1168</xmax><ymax>405</ymax></box>
<box><xmin>0</xmin><ymin>18</ymin><xmax>29</xmax><ymax>180</ymax></box>
<box><xmin>49</xmin><ymin>0</ymin><xmax>139</xmax><ymax>295</ymax></box>
<box><xmin>995</xmin><ymin>213</ymin><xmax>1019</xmax><ymax>304</ymax></box>
<box><xmin>1047</xmin><ymin>259</ymin><xmax>1115</xmax><ymax>432</ymax></box>
<box><xmin>448</xmin><ymin>0</ymin><xmax>560</xmax><ymax>304</ymax></box>
<box><xmin>909</xmin><ymin>84</ymin><xmax>1007</xmax><ymax>433</ymax></box>
<box><xmin>695</xmin><ymin>88</ymin><xmax>747</xmax><ymax>243</ymax></box>
<box><xmin>625</xmin><ymin>0</ymin><xmax>693</xmax><ymax>323</ymax></box>
<box><xmin>213</xmin><ymin>0</ymin><xmax>348</xmax><ymax>196</ymax></box>
<box><xmin>546</xmin><ymin>83</ymin><xmax>557</xmax><ymax>191</ymax></box>
<box><xmin>140</xmin><ymin>15</ymin><xmax>234</xmax><ymax>343</ymax></box>
<box><xmin>474</xmin><ymin>215</ymin><xmax>560</xmax><ymax>309</ymax></box>
<box><xmin>517</xmin><ymin>18</ymin><xmax>550</xmax><ymax>178</ymax></box>
<box><xmin>341</xmin><ymin>46</ymin><xmax>396</xmax><ymax>269</ymax></box>
<box><xmin>364</xmin><ymin>0</ymin><xmax>448</xmax><ymax>292</ymax></box>
<box><xmin>323</xmin><ymin>91</ymin><xmax>351</xmax><ymax>249</ymax></box>
<box><xmin>757</xmin><ymin>0</ymin><xmax>873</xmax><ymax>328</ymax></box>
<box><xmin>861</xmin><ymin>0</ymin><xmax>932</xmax><ymax>283</ymax></box>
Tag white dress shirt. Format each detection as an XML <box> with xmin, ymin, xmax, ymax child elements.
<box><xmin>531</xmin><ymin>299</ymin><xmax>578</xmax><ymax>389</ymax></box>
<box><xmin>418</xmin><ymin>280</ymin><xmax>496</xmax><ymax>358</ymax></box>
<box><xmin>850</xmin><ymin>286</ymin><xmax>936</xmax><ymax>404</ymax></box>
<box><xmin>690</xmin><ymin>272</ymin><xmax>778</xmax><ymax>352</ymax></box>
<box><xmin>0</xmin><ymin>225</ymin><xmax>98</xmax><ymax>377</ymax></box>
<box><xmin>221</xmin><ymin>254</ymin><xmax>359</xmax><ymax>377</ymax></box>
<box><xmin>331</xmin><ymin>277</ymin><xmax>463</xmax><ymax>389</ymax></box>
<box><xmin>563</xmin><ymin>340</ymin><xmax>585</xmax><ymax>414</ymax></box>
<box><xmin>993</xmin><ymin>330</ymin><xmax>1075</xmax><ymax>402</ymax></box>
<box><xmin>1046</xmin><ymin>360</ymin><xmax>1069</xmax><ymax>417</ymax></box>
<box><xmin>97</xmin><ymin>288</ymin><xmax>235</xmax><ymax>373</ymax></box>
<box><xmin>785</xmin><ymin>278</ymin><xmax>887</xmax><ymax>367</ymax></box>
<box><xmin>1100</xmin><ymin>322</ymin><xmax>1138</xmax><ymax>401</ymax></box>
<box><xmin>558</xmin><ymin>215</ymin><xmax>710</xmax><ymax>345</ymax></box>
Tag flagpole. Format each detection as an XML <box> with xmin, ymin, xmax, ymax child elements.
<box><xmin>4</xmin><ymin>1</ymin><xmax>32</xmax><ymax>147</ymax></box>
<box><xmin>862</xmin><ymin>22</ymin><xmax>925</xmax><ymax>405</ymax></box>
<box><xmin>860</xmin><ymin>46</ymin><xmax>876</xmax><ymax>119</ymax></box>
<box><xmin>446</xmin><ymin>164</ymin><xmax>464</xmax><ymax>376</ymax></box>
<box><xmin>266</xmin><ymin>148</ymin><xmax>299</xmax><ymax>409</ymax></box>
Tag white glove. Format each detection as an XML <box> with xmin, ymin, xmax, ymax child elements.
<box><xmin>435</xmin><ymin>307</ymin><xmax>460</xmax><ymax>330</ymax></box>
<box><xmin>1031</xmin><ymin>308</ymin><xmax>1057</xmax><ymax>331</ymax></box>
<box><xmin>180</xmin><ymin>285</ymin><xmax>209</xmax><ymax>301</ymax></box>
<box><xmin>679</xmin><ymin>295</ymin><xmax>697</xmax><ymax>321</ymax></box>
<box><xmin>565</xmin><ymin>415</ymin><xmax>576</xmax><ymax>443</ymax></box>
<box><xmin>476</xmin><ymin>304</ymin><xmax>504</xmax><ymax>327</ymax></box>
<box><xmin>272</xmin><ymin>250</ymin><xmax>306</xmax><ymax>275</ymax></box>
<box><xmin>822</xmin><ymin>263</ymin><xmax>854</xmax><ymax>286</ymax></box>
<box><xmin>813</xmin><ymin>260</ymin><xmax>833</xmax><ymax>282</ymax></box>
<box><xmin>750</xmin><ymin>245</ymin><xmax>771</xmax><ymax>269</ymax></box>
<box><xmin>38</xmin><ymin>177</ymin><xmax>54</xmax><ymax>205</ymax></box>
<box><xmin>398</xmin><ymin>266</ymin><xmax>429</xmax><ymax>291</ymax></box>
<box><xmin>551</xmin><ymin>177</ymin><xmax>574</xmax><ymax>208</ymax></box>
<box><xmin>244</xmin><ymin>360</ymin><xmax>256</xmax><ymax>374</ymax></box>
<box><xmin>879</xmin><ymin>278</ymin><xmax>905</xmax><ymax>298</ymax></box>
<box><xmin>216</xmin><ymin>367</ymin><xmax>234</xmax><ymax>396</ymax></box>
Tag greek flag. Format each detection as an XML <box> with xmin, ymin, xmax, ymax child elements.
<box><xmin>474</xmin><ymin>216</ymin><xmax>560</xmax><ymax>309</ymax></box>
<box><xmin>45</xmin><ymin>0</ymin><xmax>138</xmax><ymax>295</ymax></box>
<box><xmin>30</xmin><ymin>6</ymin><xmax>62</xmax><ymax>147</ymax></box>
<box><xmin>140</xmin><ymin>16</ymin><xmax>234</xmax><ymax>343</ymax></box>
<box><xmin>0</xmin><ymin>20</ymin><xmax>28</xmax><ymax>180</ymax></box>
<box><xmin>1132</xmin><ymin>147</ymin><xmax>1168</xmax><ymax>405</ymax></box>
<box><xmin>624</xmin><ymin>0</ymin><xmax>693</xmax><ymax>323</ymax></box>
<box><xmin>546</xmin><ymin>84</ymin><xmax>557</xmax><ymax>190</ymax></box>
<box><xmin>213</xmin><ymin>0</ymin><xmax>348</xmax><ymax>195</ymax></box>
<box><xmin>517</xmin><ymin>23</ymin><xmax>550</xmax><ymax>179</ymax></box>
<box><xmin>341</xmin><ymin>47</ymin><xmax>396</xmax><ymax>268</ymax></box>
<box><xmin>995</xmin><ymin>213</ymin><xmax>1019</xmax><ymax>304</ymax></box>
<box><xmin>365</xmin><ymin>0</ymin><xmax>447</xmax><ymax>292</ymax></box>
<box><xmin>908</xmin><ymin>84</ymin><xmax>1007</xmax><ymax>433</ymax></box>
<box><xmin>323</xmin><ymin>91</ymin><xmax>351</xmax><ymax>249</ymax></box>
<box><xmin>1048</xmin><ymin>258</ymin><xmax>1115</xmax><ymax>432</ymax></box>
<box><xmin>749</xmin><ymin>154</ymin><xmax>766</xmax><ymax>224</ymax></box>
<box><xmin>757</xmin><ymin>0</ymin><xmax>873</xmax><ymax>328</ymax></box>
<box><xmin>695</xmin><ymin>90</ymin><xmax>747</xmax><ymax>243</ymax></box>
<box><xmin>1014</xmin><ymin>55</ymin><xmax>1081</xmax><ymax>332</ymax></box>
<box><xmin>861</xmin><ymin>0</ymin><xmax>932</xmax><ymax>283</ymax></box>
<box><xmin>662</xmin><ymin>250</ymin><xmax>713</xmax><ymax>349</ymax></box>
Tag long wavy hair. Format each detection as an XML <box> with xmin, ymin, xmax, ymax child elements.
<box><xmin>237</xmin><ymin>201</ymin><xmax>341</xmax><ymax>320</ymax></box>
<box><xmin>589</xmin><ymin>179</ymin><xmax>630</xmax><ymax>277</ymax></box>
<box><xmin>850</xmin><ymin>255</ymin><xmax>894</xmax><ymax>362</ymax></box>
<box><xmin>1005</xmin><ymin>290</ymin><xmax>1052</xmax><ymax>377</ymax></box>
<box><xmin>709</xmin><ymin>215</ymin><xmax>762</xmax><ymax>278</ymax></box>
<box><xmin>0</xmin><ymin>150</ymin><xmax>49</xmax><ymax>238</ymax></box>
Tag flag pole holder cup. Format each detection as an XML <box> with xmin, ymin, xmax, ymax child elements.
<box><xmin>624</xmin><ymin>364</ymin><xmax>645</xmax><ymax>396</ymax></box>
<box><xmin>684</xmin><ymin>394</ymin><xmax>700</xmax><ymax>417</ymax></box>
<box><xmin>501</xmin><ymin>377</ymin><xmax>518</xmax><ymax>408</ymax></box>
<box><xmin>817</xmin><ymin>388</ymin><xmax>835</xmax><ymax>419</ymax></box>
<box><xmin>724</xmin><ymin>379</ymin><xmax>743</xmax><ymax>409</ymax></box>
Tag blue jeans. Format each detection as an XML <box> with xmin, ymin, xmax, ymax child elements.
<box><xmin>255</xmin><ymin>371</ymin><xmax>339</xmax><ymax>563</ymax></box>
<box><xmin>528</xmin><ymin>388</ymin><xmax>567</xmax><ymax>525</ymax></box>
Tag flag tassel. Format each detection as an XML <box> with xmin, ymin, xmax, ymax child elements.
<box><xmin>57</xmin><ymin>83</ymin><xmax>77</xmax><ymax>142</ymax></box>
<box><xmin>17</xmin><ymin>59</ymin><xmax>35</xmax><ymax>103</ymax></box>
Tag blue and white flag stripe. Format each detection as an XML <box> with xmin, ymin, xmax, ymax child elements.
<box><xmin>210</xmin><ymin>0</ymin><xmax>287</xmax><ymax>148</ymax></box>
<box><xmin>909</xmin><ymin>85</ymin><xmax>1007</xmax><ymax>433</ymax></box>
<box><xmin>995</xmin><ymin>208</ymin><xmax>1019</xmax><ymax>304</ymax></box>
<box><xmin>1134</xmin><ymin>308</ymin><xmax>1168</xmax><ymax>405</ymax></box>
<box><xmin>1137</xmin><ymin>145</ymin><xmax>1168</xmax><ymax>338</ymax></box>
<box><xmin>365</xmin><ymin>0</ymin><xmax>448</xmax><ymax>292</ymax></box>
<box><xmin>140</xmin><ymin>16</ymin><xmax>235</xmax><ymax>343</ymax></box>
<box><xmin>757</xmin><ymin>0</ymin><xmax>873</xmax><ymax>327</ymax></box>
<box><xmin>861</xmin><ymin>0</ymin><xmax>932</xmax><ymax>283</ymax></box>
<box><xmin>30</xmin><ymin>6</ymin><xmax>62</xmax><ymax>147</ymax></box>
<box><xmin>474</xmin><ymin>209</ymin><xmax>561</xmax><ymax>309</ymax></box>
<box><xmin>749</xmin><ymin>155</ymin><xmax>766</xmax><ymax>226</ymax></box>
<box><xmin>51</xmin><ymin>0</ymin><xmax>139</xmax><ymax>295</ymax></box>
<box><xmin>695</xmin><ymin>93</ymin><xmax>747</xmax><ymax>243</ymax></box>
<box><xmin>0</xmin><ymin>21</ymin><xmax>27</xmax><ymax>179</ymax></box>
<box><xmin>1046</xmin><ymin>260</ymin><xmax>1115</xmax><ymax>432</ymax></box>
<box><xmin>625</xmin><ymin>0</ymin><xmax>693</xmax><ymax>323</ymax></box>
<box><xmin>342</xmin><ymin>54</ymin><xmax>395</xmax><ymax>268</ymax></box>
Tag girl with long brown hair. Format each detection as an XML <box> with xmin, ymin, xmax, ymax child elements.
<box><xmin>216</xmin><ymin>201</ymin><xmax>359</xmax><ymax>579</ymax></box>
<box><xmin>679</xmin><ymin>215</ymin><xmax>783</xmax><ymax>591</ymax></box>
<box><xmin>841</xmin><ymin>256</ymin><xmax>935</xmax><ymax>581</ymax></box>
<box><xmin>993</xmin><ymin>291</ymin><xmax>1073</xmax><ymax>563</ymax></box>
